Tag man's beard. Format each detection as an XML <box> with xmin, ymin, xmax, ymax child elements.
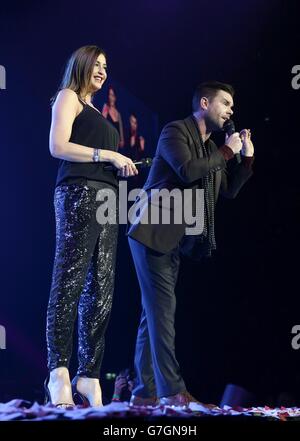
<box><xmin>206</xmin><ymin>116</ymin><xmax>223</xmax><ymax>133</ymax></box>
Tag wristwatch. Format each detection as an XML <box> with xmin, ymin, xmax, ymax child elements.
<box><xmin>93</xmin><ymin>148</ymin><xmax>101</xmax><ymax>162</ymax></box>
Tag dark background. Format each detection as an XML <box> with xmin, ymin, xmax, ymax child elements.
<box><xmin>0</xmin><ymin>0</ymin><xmax>299</xmax><ymax>406</ymax></box>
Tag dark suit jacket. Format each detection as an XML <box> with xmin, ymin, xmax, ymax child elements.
<box><xmin>127</xmin><ymin>115</ymin><xmax>253</xmax><ymax>255</ymax></box>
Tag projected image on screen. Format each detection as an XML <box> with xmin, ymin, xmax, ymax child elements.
<box><xmin>96</xmin><ymin>81</ymin><xmax>158</xmax><ymax>186</ymax></box>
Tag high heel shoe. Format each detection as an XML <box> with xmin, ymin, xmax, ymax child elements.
<box><xmin>44</xmin><ymin>375</ymin><xmax>75</xmax><ymax>409</ymax></box>
<box><xmin>71</xmin><ymin>376</ymin><xmax>90</xmax><ymax>407</ymax></box>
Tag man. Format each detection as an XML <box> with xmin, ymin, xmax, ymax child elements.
<box><xmin>127</xmin><ymin>81</ymin><xmax>254</xmax><ymax>407</ymax></box>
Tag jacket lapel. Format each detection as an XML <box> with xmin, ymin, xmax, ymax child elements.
<box><xmin>184</xmin><ymin>115</ymin><xmax>222</xmax><ymax>198</ymax></box>
<box><xmin>183</xmin><ymin>115</ymin><xmax>203</xmax><ymax>159</ymax></box>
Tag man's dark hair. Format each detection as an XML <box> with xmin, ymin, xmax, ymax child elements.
<box><xmin>192</xmin><ymin>81</ymin><xmax>235</xmax><ymax>112</ymax></box>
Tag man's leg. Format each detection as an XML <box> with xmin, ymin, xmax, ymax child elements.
<box><xmin>132</xmin><ymin>307</ymin><xmax>156</xmax><ymax>398</ymax></box>
<box><xmin>129</xmin><ymin>237</ymin><xmax>185</xmax><ymax>398</ymax></box>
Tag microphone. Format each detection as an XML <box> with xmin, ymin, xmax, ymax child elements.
<box><xmin>222</xmin><ymin>119</ymin><xmax>241</xmax><ymax>163</ymax></box>
<box><xmin>104</xmin><ymin>157</ymin><xmax>153</xmax><ymax>171</ymax></box>
<box><xmin>223</xmin><ymin>119</ymin><xmax>235</xmax><ymax>136</ymax></box>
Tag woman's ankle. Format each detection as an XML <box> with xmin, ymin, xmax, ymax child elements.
<box><xmin>50</xmin><ymin>367</ymin><xmax>70</xmax><ymax>382</ymax></box>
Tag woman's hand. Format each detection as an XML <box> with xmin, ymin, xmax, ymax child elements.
<box><xmin>110</xmin><ymin>152</ymin><xmax>138</xmax><ymax>177</ymax></box>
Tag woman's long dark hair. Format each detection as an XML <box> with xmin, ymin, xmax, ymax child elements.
<box><xmin>51</xmin><ymin>45</ymin><xmax>106</xmax><ymax>105</ymax></box>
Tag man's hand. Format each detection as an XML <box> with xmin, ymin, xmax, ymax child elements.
<box><xmin>240</xmin><ymin>129</ymin><xmax>254</xmax><ymax>157</ymax></box>
<box><xmin>113</xmin><ymin>374</ymin><xmax>128</xmax><ymax>396</ymax></box>
<box><xmin>225</xmin><ymin>132</ymin><xmax>243</xmax><ymax>154</ymax></box>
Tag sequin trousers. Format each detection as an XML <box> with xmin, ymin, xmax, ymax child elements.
<box><xmin>46</xmin><ymin>182</ymin><xmax>118</xmax><ymax>378</ymax></box>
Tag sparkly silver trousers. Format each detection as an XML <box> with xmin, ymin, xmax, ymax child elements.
<box><xmin>46</xmin><ymin>182</ymin><xmax>118</xmax><ymax>378</ymax></box>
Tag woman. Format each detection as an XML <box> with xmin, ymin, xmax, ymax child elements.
<box><xmin>46</xmin><ymin>45</ymin><xmax>137</xmax><ymax>408</ymax></box>
<box><xmin>102</xmin><ymin>86</ymin><xmax>125</xmax><ymax>148</ymax></box>
<box><xmin>126</xmin><ymin>113</ymin><xmax>145</xmax><ymax>161</ymax></box>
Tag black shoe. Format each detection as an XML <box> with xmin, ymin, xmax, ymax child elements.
<box><xmin>44</xmin><ymin>375</ymin><xmax>75</xmax><ymax>409</ymax></box>
<box><xmin>44</xmin><ymin>375</ymin><xmax>51</xmax><ymax>405</ymax></box>
<box><xmin>71</xmin><ymin>376</ymin><xmax>90</xmax><ymax>407</ymax></box>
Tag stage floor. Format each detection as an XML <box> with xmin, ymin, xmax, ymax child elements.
<box><xmin>1</xmin><ymin>399</ymin><xmax>300</xmax><ymax>421</ymax></box>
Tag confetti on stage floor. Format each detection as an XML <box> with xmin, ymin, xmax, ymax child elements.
<box><xmin>1</xmin><ymin>399</ymin><xmax>300</xmax><ymax>422</ymax></box>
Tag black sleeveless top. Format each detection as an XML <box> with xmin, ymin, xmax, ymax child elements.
<box><xmin>56</xmin><ymin>97</ymin><xmax>120</xmax><ymax>187</ymax></box>
<box><xmin>106</xmin><ymin>112</ymin><xmax>121</xmax><ymax>137</ymax></box>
